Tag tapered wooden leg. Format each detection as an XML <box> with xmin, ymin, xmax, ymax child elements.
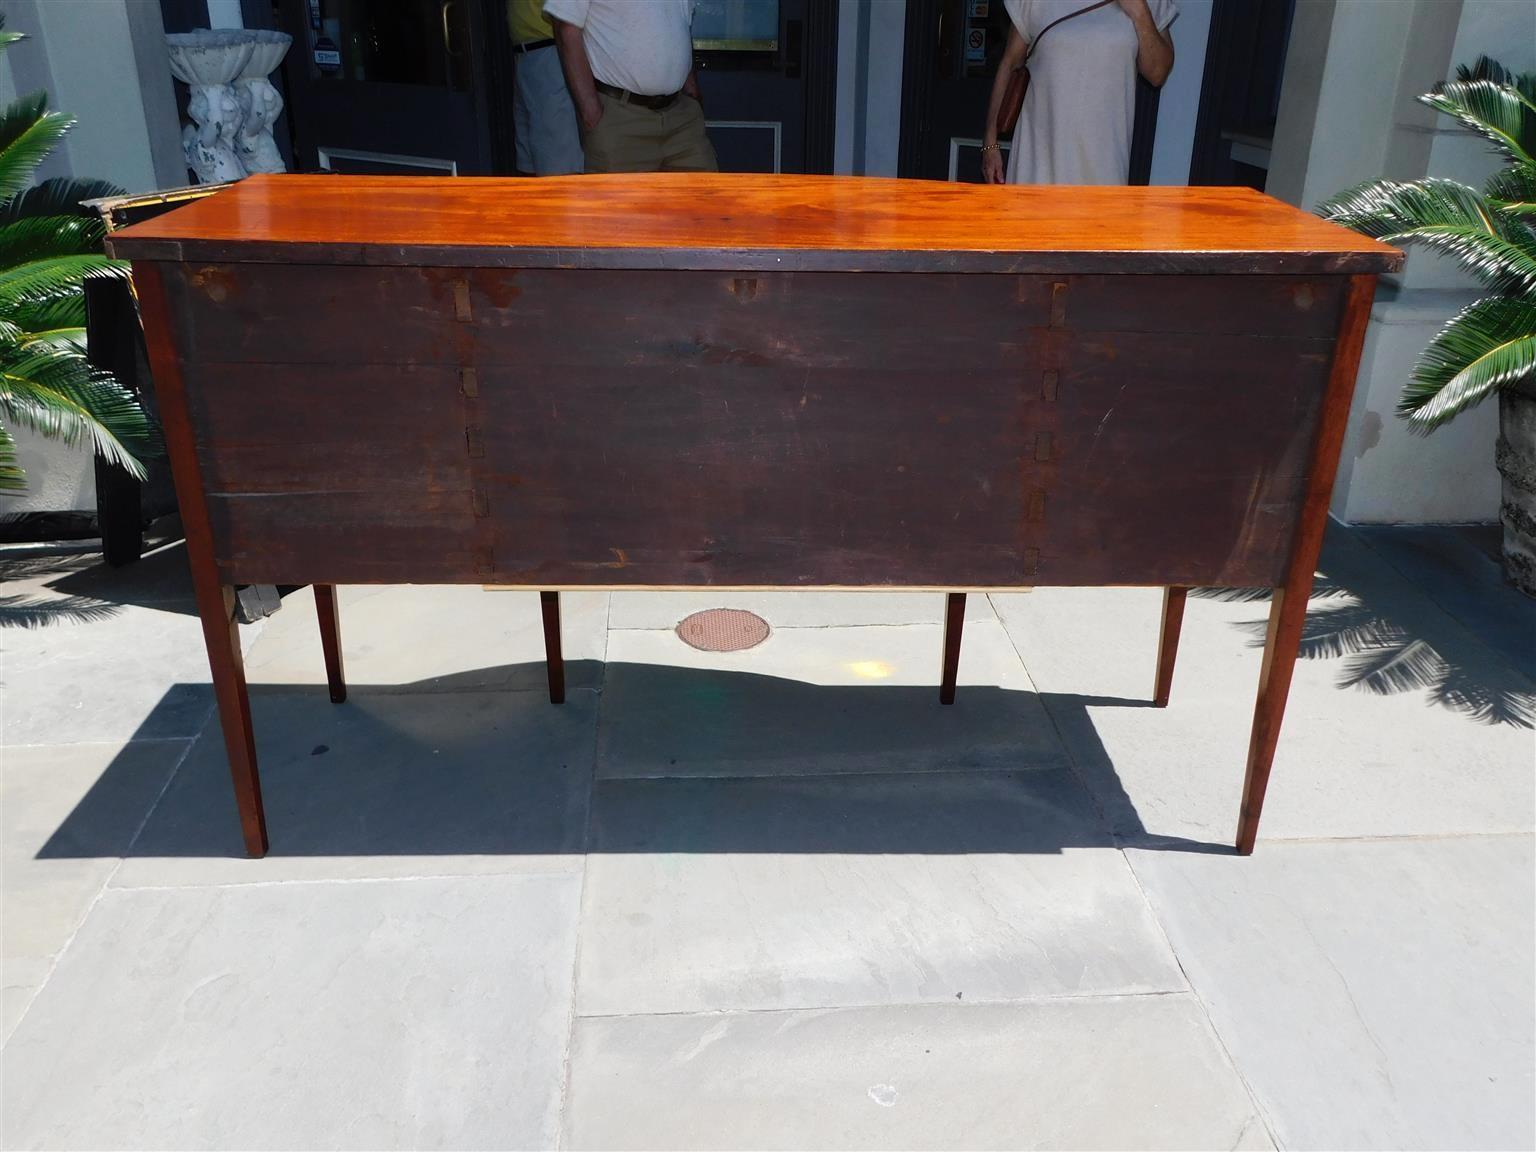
<box><xmin>133</xmin><ymin>262</ymin><xmax>268</xmax><ymax>857</ymax></box>
<box><xmin>540</xmin><ymin>590</ymin><xmax>565</xmax><ymax>704</ymax></box>
<box><xmin>1236</xmin><ymin>586</ymin><xmax>1312</xmax><ymax>855</ymax></box>
<box><xmin>939</xmin><ymin>592</ymin><xmax>965</xmax><ymax>705</ymax></box>
<box><xmin>200</xmin><ymin>583</ymin><xmax>268</xmax><ymax>857</ymax></box>
<box><xmin>314</xmin><ymin>583</ymin><xmax>346</xmax><ymax>703</ymax></box>
<box><xmin>1235</xmin><ymin>273</ymin><xmax>1378</xmax><ymax>855</ymax></box>
<box><xmin>1153</xmin><ymin>586</ymin><xmax>1188</xmax><ymax>708</ymax></box>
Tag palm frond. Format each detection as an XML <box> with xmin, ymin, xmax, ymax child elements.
<box><xmin>1317</xmin><ymin>178</ymin><xmax>1536</xmax><ymax>295</ymax></box>
<box><xmin>0</xmin><ymin>213</ymin><xmax>108</xmax><ymax>266</ymax></box>
<box><xmin>1</xmin><ymin>291</ymin><xmax>88</xmax><ymax>337</ymax></box>
<box><xmin>0</xmin><ymin>24</ymin><xmax>150</xmax><ymax>491</ymax></box>
<box><xmin>1400</xmin><ymin>297</ymin><xmax>1536</xmax><ymax>430</ymax></box>
<box><xmin>0</xmin><ymin>176</ymin><xmax>122</xmax><ymax>225</ymax></box>
<box><xmin>0</xmin><ymin>253</ymin><xmax>127</xmax><ymax>320</ymax></box>
<box><xmin>0</xmin><ymin>95</ymin><xmax>72</xmax><ymax>202</ymax></box>
<box><xmin>1422</xmin><ymin>76</ymin><xmax>1536</xmax><ymax>165</ymax></box>
<box><xmin>1486</xmin><ymin>160</ymin><xmax>1536</xmax><ymax>215</ymax></box>
<box><xmin>1454</xmin><ymin>57</ymin><xmax>1536</xmax><ymax>110</ymax></box>
<box><xmin>0</xmin><ymin>347</ymin><xmax>149</xmax><ymax>477</ymax></box>
<box><xmin>16</xmin><ymin>326</ymin><xmax>87</xmax><ymax>355</ymax></box>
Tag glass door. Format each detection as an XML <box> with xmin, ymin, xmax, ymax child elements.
<box><xmin>277</xmin><ymin>0</ymin><xmax>494</xmax><ymax>175</ymax></box>
<box><xmin>692</xmin><ymin>0</ymin><xmax>835</xmax><ymax>174</ymax></box>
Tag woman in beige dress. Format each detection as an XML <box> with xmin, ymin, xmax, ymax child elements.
<box><xmin>981</xmin><ymin>0</ymin><xmax>1176</xmax><ymax>185</ymax></box>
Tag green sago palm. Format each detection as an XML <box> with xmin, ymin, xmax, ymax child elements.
<box><xmin>1319</xmin><ymin>56</ymin><xmax>1536</xmax><ymax>432</ymax></box>
<box><xmin>0</xmin><ymin>18</ymin><xmax>150</xmax><ymax>492</ymax></box>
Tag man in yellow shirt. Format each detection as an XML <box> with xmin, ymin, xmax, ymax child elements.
<box><xmin>508</xmin><ymin>0</ymin><xmax>583</xmax><ymax>174</ymax></box>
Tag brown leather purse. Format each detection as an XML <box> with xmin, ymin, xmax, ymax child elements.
<box><xmin>996</xmin><ymin>0</ymin><xmax>1116</xmax><ymax>138</ymax></box>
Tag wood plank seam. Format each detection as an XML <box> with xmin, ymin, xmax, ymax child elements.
<box><xmin>1049</xmin><ymin>281</ymin><xmax>1068</xmax><ymax>327</ymax></box>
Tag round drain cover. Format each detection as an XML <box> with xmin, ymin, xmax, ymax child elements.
<box><xmin>676</xmin><ymin>608</ymin><xmax>771</xmax><ymax>652</ymax></box>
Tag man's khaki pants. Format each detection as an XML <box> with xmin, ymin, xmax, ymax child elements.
<box><xmin>582</xmin><ymin>92</ymin><xmax>718</xmax><ymax>173</ymax></box>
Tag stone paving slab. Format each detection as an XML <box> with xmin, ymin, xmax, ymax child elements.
<box><xmin>564</xmin><ymin>996</ymin><xmax>1272</xmax><ymax>1150</ymax></box>
<box><xmin>2</xmin><ymin>524</ymin><xmax>1530</xmax><ymax>1151</ymax></box>
<box><xmin>1129</xmin><ymin>835</ymin><xmax>1536</xmax><ymax>1152</ymax></box>
<box><xmin>991</xmin><ymin>563</ymin><xmax>1535</xmax><ymax>845</ymax></box>
<box><xmin>577</xmin><ymin>770</ymin><xmax>1185</xmax><ymax>1016</ymax></box>
<box><xmin>1</xmin><ymin>740</ymin><xmax>189</xmax><ymax>1042</ymax></box>
<box><xmin>608</xmin><ymin>589</ymin><xmax>998</xmax><ymax>630</ymax></box>
<box><xmin>598</xmin><ymin>620</ymin><xmax>1068</xmax><ymax>779</ymax></box>
<box><xmin>245</xmin><ymin>584</ymin><xmax>609</xmax><ymax>693</ymax></box>
<box><xmin>0</xmin><ymin>601</ymin><xmax>255</xmax><ymax>745</ymax></box>
<box><xmin>108</xmin><ymin>688</ymin><xmax>596</xmax><ymax>887</ymax></box>
<box><xmin>2</xmin><ymin>874</ymin><xmax>581</xmax><ymax>1151</ymax></box>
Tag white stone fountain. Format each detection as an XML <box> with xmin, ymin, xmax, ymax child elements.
<box><xmin>166</xmin><ymin>30</ymin><xmax>292</xmax><ymax>184</ymax></box>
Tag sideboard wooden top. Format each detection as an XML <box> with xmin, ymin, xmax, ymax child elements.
<box><xmin>108</xmin><ymin>173</ymin><xmax>1403</xmax><ymax>274</ymax></box>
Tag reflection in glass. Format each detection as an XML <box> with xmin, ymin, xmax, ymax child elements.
<box><xmin>308</xmin><ymin>0</ymin><xmax>472</xmax><ymax>89</ymax></box>
<box><xmin>693</xmin><ymin>0</ymin><xmax>779</xmax><ymax>51</ymax></box>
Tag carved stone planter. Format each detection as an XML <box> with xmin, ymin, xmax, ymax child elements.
<box><xmin>166</xmin><ymin>32</ymin><xmax>252</xmax><ymax>183</ymax></box>
<box><xmin>166</xmin><ymin>29</ymin><xmax>291</xmax><ymax>183</ymax></box>
<box><xmin>235</xmin><ymin>31</ymin><xmax>292</xmax><ymax>175</ymax></box>
<box><xmin>1496</xmin><ymin>382</ymin><xmax>1536</xmax><ymax>597</ymax></box>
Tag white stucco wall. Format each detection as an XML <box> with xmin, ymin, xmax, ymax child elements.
<box><xmin>1332</xmin><ymin>287</ymin><xmax>1501</xmax><ymax>524</ymax></box>
<box><xmin>1407</xmin><ymin>0</ymin><xmax>1536</xmax><ymax>293</ymax></box>
<box><xmin>1271</xmin><ymin>0</ymin><xmax>1534</xmax><ymax>525</ymax></box>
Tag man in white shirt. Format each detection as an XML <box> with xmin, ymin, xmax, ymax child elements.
<box><xmin>545</xmin><ymin>0</ymin><xmax>718</xmax><ymax>173</ymax></box>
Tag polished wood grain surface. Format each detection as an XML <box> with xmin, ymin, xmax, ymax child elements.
<box><xmin>107</xmin><ymin>174</ymin><xmax>1404</xmax><ymax>274</ymax></box>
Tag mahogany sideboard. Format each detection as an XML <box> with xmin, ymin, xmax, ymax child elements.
<box><xmin>107</xmin><ymin>173</ymin><xmax>1403</xmax><ymax>858</ymax></box>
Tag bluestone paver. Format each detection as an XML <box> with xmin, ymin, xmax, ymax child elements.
<box><xmin>578</xmin><ymin>769</ymin><xmax>1185</xmax><ymax>1016</ymax></box>
<box><xmin>2</xmin><ymin>875</ymin><xmax>580</xmax><ymax>1151</ymax></box>
<box><xmin>564</xmin><ymin>996</ymin><xmax>1271</xmax><ymax>1150</ymax></box>
<box><xmin>1129</xmin><ymin>835</ymin><xmax>1535</xmax><ymax>1151</ymax></box>
<box><xmin>1</xmin><ymin>740</ymin><xmax>188</xmax><ymax>1040</ymax></box>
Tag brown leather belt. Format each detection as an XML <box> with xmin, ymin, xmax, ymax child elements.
<box><xmin>594</xmin><ymin>81</ymin><xmax>680</xmax><ymax>111</ymax></box>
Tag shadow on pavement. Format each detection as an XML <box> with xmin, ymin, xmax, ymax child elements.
<box><xmin>1195</xmin><ymin>523</ymin><xmax>1535</xmax><ymax>728</ymax></box>
<box><xmin>37</xmin><ymin>661</ymin><xmax>1232</xmax><ymax>862</ymax></box>
<box><xmin>0</xmin><ymin>531</ymin><xmax>197</xmax><ymax>628</ymax></box>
